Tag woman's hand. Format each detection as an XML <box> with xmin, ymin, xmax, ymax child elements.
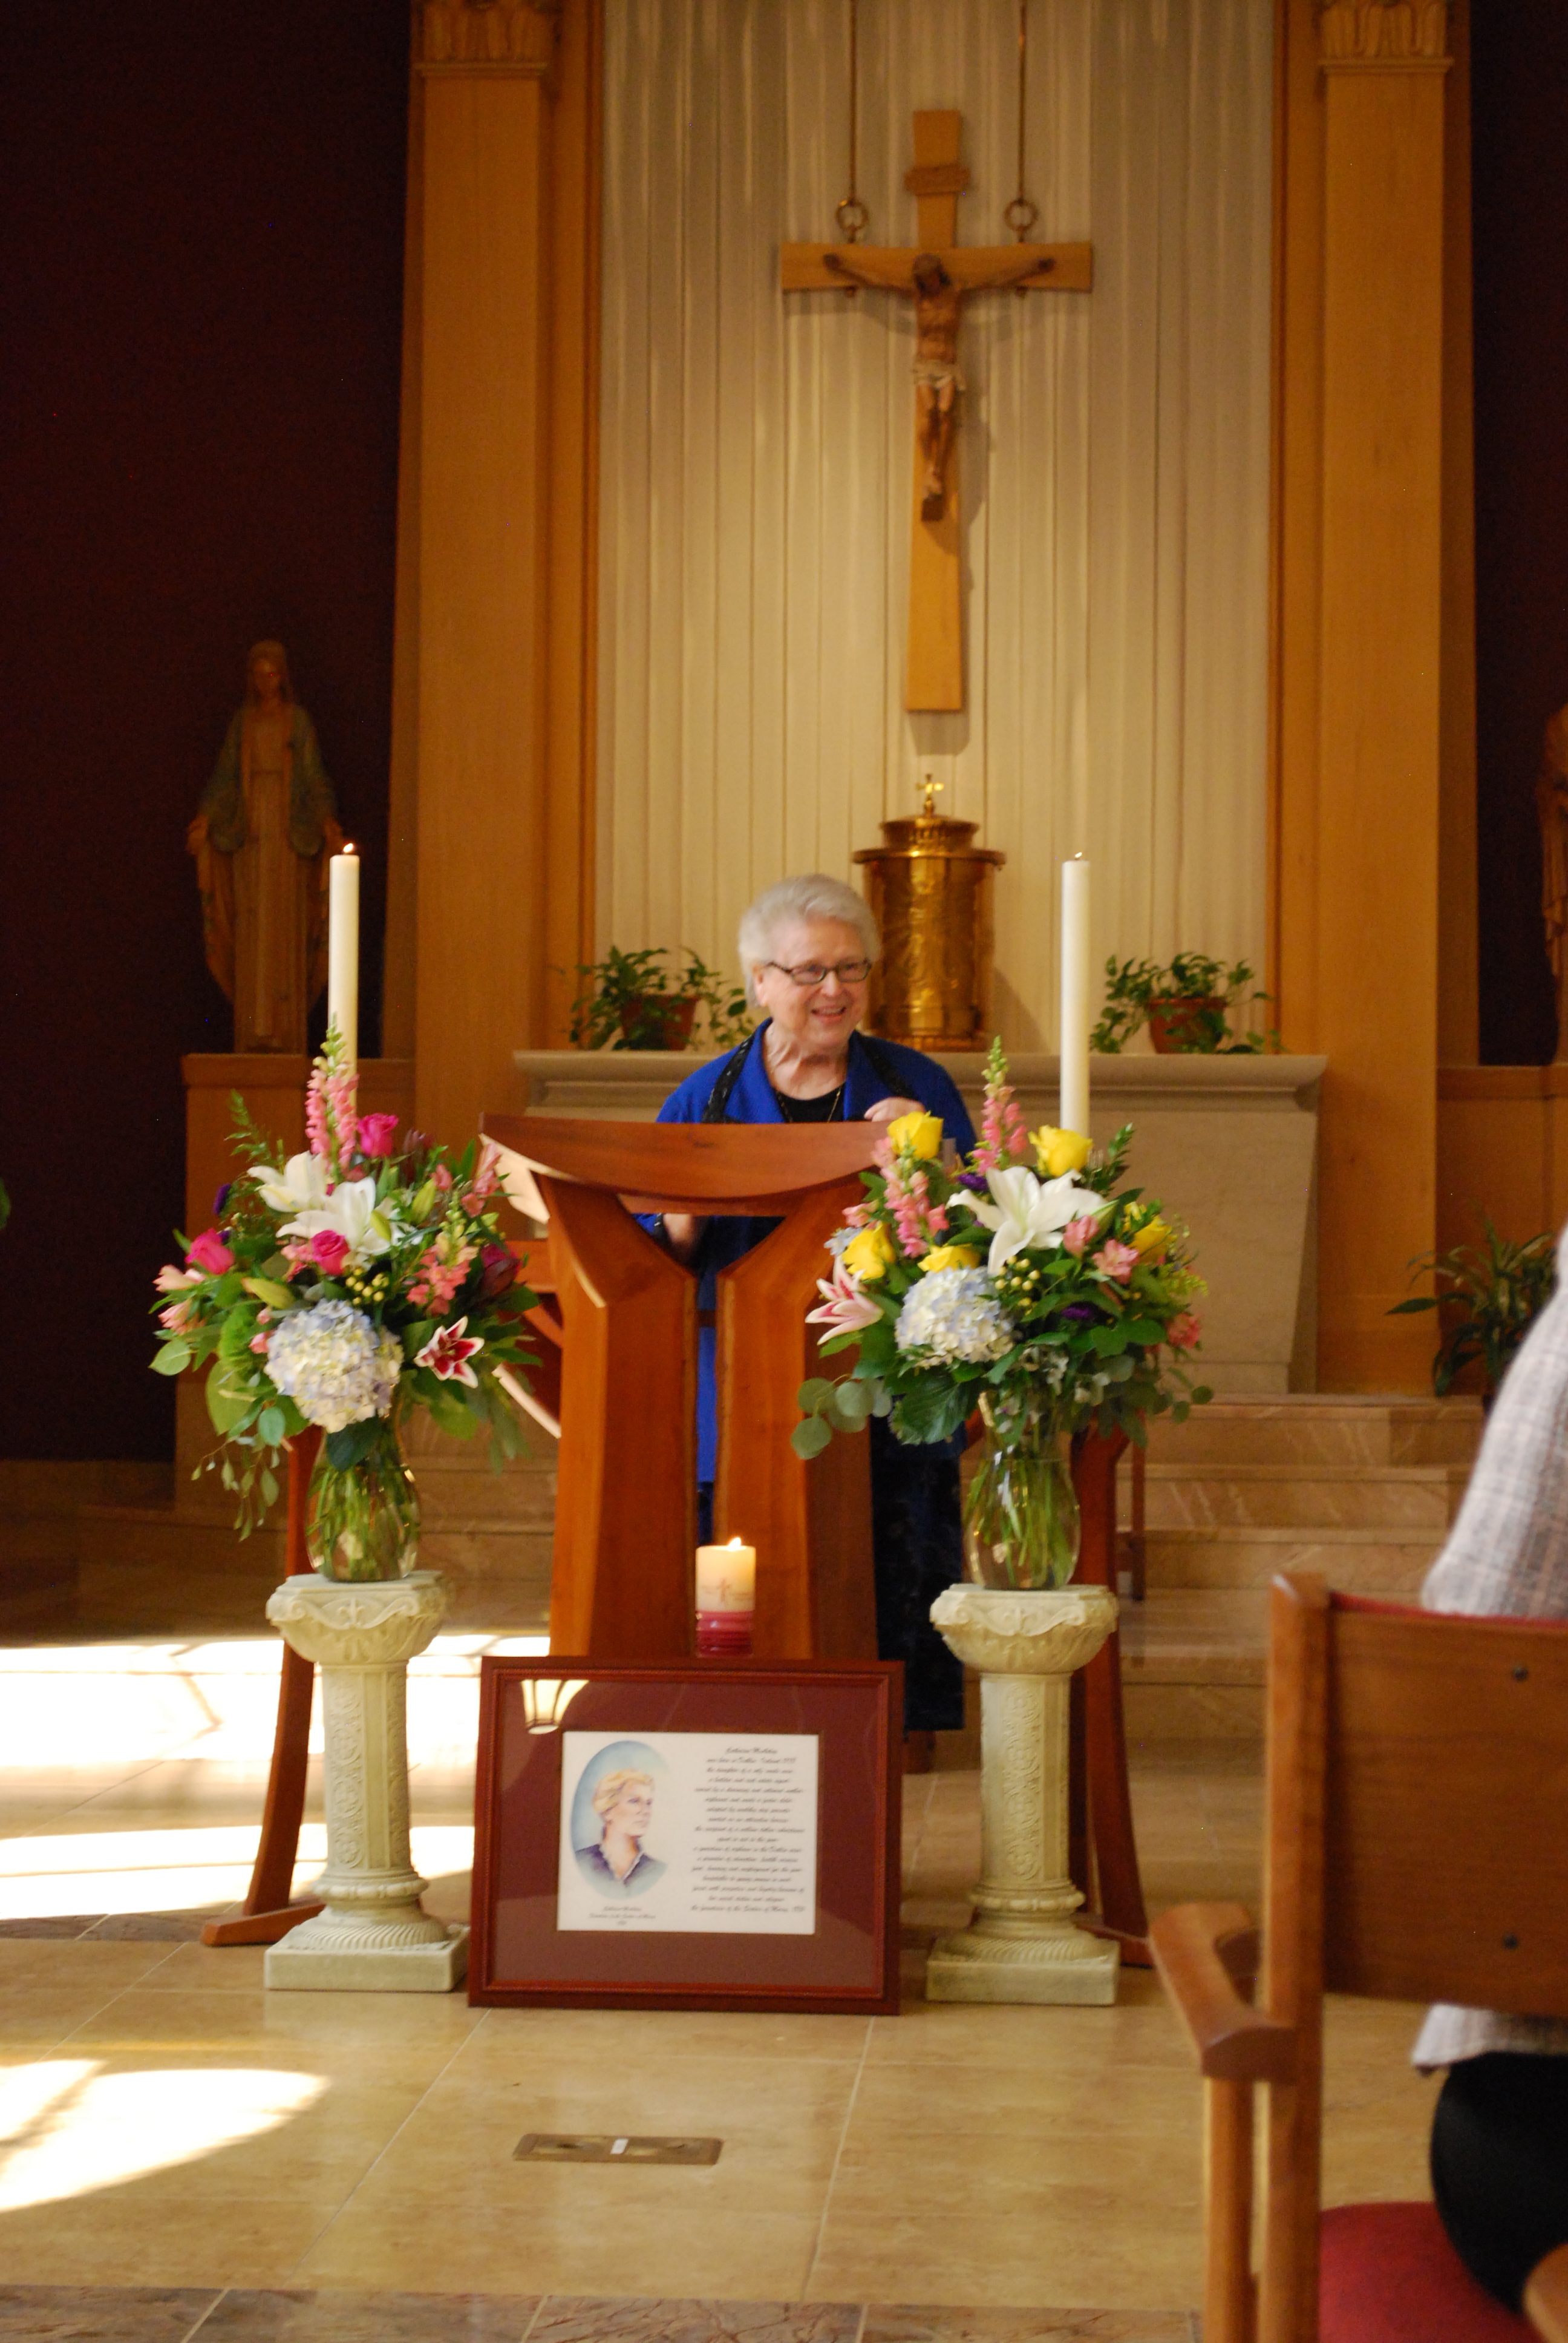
<box><xmin>864</xmin><ymin>1095</ymin><xmax>925</xmax><ymax>1124</ymax></box>
<box><xmin>662</xmin><ymin>1213</ymin><xmax>706</xmax><ymax>1266</ymax></box>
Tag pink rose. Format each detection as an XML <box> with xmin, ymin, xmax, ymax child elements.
<box><xmin>359</xmin><ymin>1112</ymin><xmax>400</xmax><ymax>1159</ymax></box>
<box><xmin>1061</xmin><ymin>1216</ymin><xmax>1099</xmax><ymax>1258</ymax></box>
<box><xmin>1167</xmin><ymin>1309</ymin><xmax>1202</xmax><ymax>1350</ymax></box>
<box><xmin>1097</xmin><ymin>1239</ymin><xmax>1139</xmax><ymax>1283</ymax></box>
<box><xmin>310</xmin><ymin>1229</ymin><xmax>351</xmax><ymax>1276</ymax></box>
<box><xmin>185</xmin><ymin>1229</ymin><xmax>234</xmax><ymax>1276</ymax></box>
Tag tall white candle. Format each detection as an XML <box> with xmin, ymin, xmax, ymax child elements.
<box><xmin>1059</xmin><ymin>855</ymin><xmax>1091</xmax><ymax>1139</ymax></box>
<box><xmin>328</xmin><ymin>844</ymin><xmax>361</xmax><ymax>1069</ymax></box>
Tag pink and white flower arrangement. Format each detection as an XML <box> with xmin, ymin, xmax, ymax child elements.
<box><xmin>149</xmin><ymin>1025</ymin><xmax>538</xmax><ymax>1533</ymax></box>
<box><xmin>794</xmin><ymin>1038</ymin><xmax>1210</xmax><ymax>1460</ymax></box>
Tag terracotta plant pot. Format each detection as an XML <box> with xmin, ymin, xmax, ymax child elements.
<box><xmin>616</xmin><ymin>993</ymin><xmax>699</xmax><ymax>1050</ymax></box>
<box><xmin>1148</xmin><ymin>995</ymin><xmax>1226</xmax><ymax>1054</ymax></box>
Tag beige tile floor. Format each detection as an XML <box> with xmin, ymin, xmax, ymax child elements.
<box><xmin>0</xmin><ymin>1645</ymin><xmax>1440</xmax><ymax>2316</ymax></box>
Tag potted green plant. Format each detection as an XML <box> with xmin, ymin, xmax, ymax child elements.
<box><xmin>1390</xmin><ymin>1219</ymin><xmax>1557</xmax><ymax>1402</ymax></box>
<box><xmin>567</xmin><ymin>945</ymin><xmax>752</xmax><ymax>1053</ymax></box>
<box><xmin>1091</xmin><ymin>954</ymin><xmax>1278</xmax><ymax>1055</ymax></box>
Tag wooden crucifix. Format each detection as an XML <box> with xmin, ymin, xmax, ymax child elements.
<box><xmin>782</xmin><ymin>110</ymin><xmax>1092</xmax><ymax>714</ymax></box>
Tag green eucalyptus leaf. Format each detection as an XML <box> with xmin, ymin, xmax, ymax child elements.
<box><xmin>258</xmin><ymin>1406</ymin><xmax>286</xmax><ymax>1447</ymax></box>
<box><xmin>791</xmin><ymin>1415</ymin><xmax>834</xmax><ymax>1460</ymax></box>
<box><xmin>152</xmin><ymin>1342</ymin><xmax>191</xmax><ymax>1377</ymax></box>
<box><xmin>829</xmin><ymin>1378</ymin><xmax>874</xmax><ymax>1425</ymax></box>
<box><xmin>797</xmin><ymin>1378</ymin><xmax>837</xmax><ymax>1415</ymax></box>
<box><xmin>205</xmin><ymin>1362</ymin><xmax>253</xmax><ymax>1434</ymax></box>
<box><xmin>260</xmin><ymin>1469</ymin><xmax>279</xmax><ymax>1507</ymax></box>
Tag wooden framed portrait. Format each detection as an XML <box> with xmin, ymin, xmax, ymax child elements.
<box><xmin>468</xmin><ymin>1657</ymin><xmax>903</xmax><ymax>2013</ymax></box>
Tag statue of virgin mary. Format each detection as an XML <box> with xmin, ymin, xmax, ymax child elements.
<box><xmin>188</xmin><ymin>641</ymin><xmax>344</xmax><ymax>1052</ymax></box>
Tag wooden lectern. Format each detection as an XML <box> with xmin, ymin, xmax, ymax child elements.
<box><xmin>480</xmin><ymin>1116</ymin><xmax>884</xmax><ymax>1663</ymax></box>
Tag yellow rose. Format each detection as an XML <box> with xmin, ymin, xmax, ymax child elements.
<box><xmin>843</xmin><ymin>1224</ymin><xmax>897</xmax><ymax>1282</ymax></box>
<box><xmin>1031</xmin><ymin>1124</ymin><xmax>1093</xmax><ymax>1178</ymax></box>
<box><xmin>1131</xmin><ymin>1217</ymin><xmax>1171</xmax><ymax>1257</ymax></box>
<box><xmin>920</xmin><ymin>1244</ymin><xmax>981</xmax><ymax>1274</ymax></box>
<box><xmin>887</xmin><ymin>1109</ymin><xmax>944</xmax><ymax>1162</ymax></box>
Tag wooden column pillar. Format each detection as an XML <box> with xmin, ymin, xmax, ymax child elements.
<box><xmin>401</xmin><ymin>0</ymin><xmax>600</xmax><ymax>1148</ymax></box>
<box><xmin>1273</xmin><ymin>0</ymin><xmax>1451</xmax><ymax>1389</ymax></box>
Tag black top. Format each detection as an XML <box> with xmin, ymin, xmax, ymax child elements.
<box><xmin>769</xmin><ymin>1082</ymin><xmax>843</xmax><ymax>1124</ymax></box>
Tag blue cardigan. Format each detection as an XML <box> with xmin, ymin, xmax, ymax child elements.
<box><xmin>654</xmin><ymin>1024</ymin><xmax>976</xmax><ymax>1479</ymax></box>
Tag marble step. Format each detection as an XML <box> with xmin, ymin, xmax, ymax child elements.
<box><xmin>1145</xmin><ymin>1395</ymin><xmax>1483</xmax><ymax>1470</ymax></box>
<box><xmin>1139</xmin><ymin>1522</ymin><xmax>1445</xmax><ymax>1595</ymax></box>
<box><xmin>1137</xmin><ymin>1462</ymin><xmax>1467</xmax><ymax>1532</ymax></box>
<box><xmin>1119</xmin><ymin>1588</ymin><xmax>1266</xmax><ymax>1743</ymax></box>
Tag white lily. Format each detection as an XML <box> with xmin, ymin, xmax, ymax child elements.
<box><xmin>252</xmin><ymin>1152</ymin><xmax>330</xmax><ymax>1217</ymax></box>
<box><xmin>279</xmin><ymin>1175</ymin><xmax>394</xmax><ymax>1263</ymax></box>
<box><xmin>968</xmin><ymin>1165</ymin><xmax>1108</xmax><ymax>1275</ymax></box>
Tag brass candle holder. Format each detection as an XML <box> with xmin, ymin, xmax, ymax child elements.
<box><xmin>854</xmin><ymin>779</ymin><xmax>1005</xmax><ymax>1052</ymax></box>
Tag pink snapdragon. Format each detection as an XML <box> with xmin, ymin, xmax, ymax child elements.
<box><xmin>305</xmin><ymin>1028</ymin><xmax>360</xmax><ymax>1182</ymax></box>
<box><xmin>185</xmin><ymin>1229</ymin><xmax>234</xmax><ymax>1276</ymax></box>
<box><xmin>1060</xmin><ymin>1215</ymin><xmax>1099</xmax><ymax>1258</ymax></box>
<box><xmin>159</xmin><ymin>1299</ymin><xmax>199</xmax><ymax>1335</ymax></box>
<box><xmin>358</xmin><ymin>1112</ymin><xmax>399</xmax><ymax>1159</ymax></box>
<box><xmin>874</xmin><ymin>1138</ymin><xmax>946</xmax><ymax>1259</ymax></box>
<box><xmin>972</xmin><ymin>1037</ymin><xmax>1028</xmax><ymax>1172</ymax></box>
<box><xmin>155</xmin><ymin>1263</ymin><xmax>203</xmax><ymax>1294</ymax></box>
<box><xmin>1097</xmin><ymin>1239</ymin><xmax>1140</xmax><ymax>1283</ymax></box>
<box><xmin>408</xmin><ymin>1233</ymin><xmax>477</xmax><ymax>1315</ymax></box>
<box><xmin>1166</xmin><ymin>1309</ymin><xmax>1202</xmax><ymax>1350</ymax></box>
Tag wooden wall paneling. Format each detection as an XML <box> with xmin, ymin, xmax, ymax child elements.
<box><xmin>409</xmin><ymin>0</ymin><xmax>601</xmax><ymax>1139</ymax></box>
<box><xmin>543</xmin><ymin>0</ymin><xmax>603</xmax><ymax>1044</ymax></box>
<box><xmin>384</xmin><ymin>60</ymin><xmax>425</xmax><ymax>1063</ymax></box>
<box><xmin>1315</xmin><ymin>37</ymin><xmax>1448</xmax><ymax>1391</ymax></box>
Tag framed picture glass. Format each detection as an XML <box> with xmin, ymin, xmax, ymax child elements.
<box><xmin>469</xmin><ymin>1658</ymin><xmax>902</xmax><ymax>2013</ymax></box>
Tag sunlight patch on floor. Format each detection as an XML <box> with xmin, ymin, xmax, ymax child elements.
<box><xmin>0</xmin><ymin>2060</ymin><xmax>325</xmax><ymax>2209</ymax></box>
<box><xmin>0</xmin><ymin>1824</ymin><xmax>474</xmax><ymax>1918</ymax></box>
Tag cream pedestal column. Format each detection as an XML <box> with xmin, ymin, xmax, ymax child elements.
<box><xmin>264</xmin><ymin>1573</ymin><xmax>467</xmax><ymax>1993</ymax></box>
<box><xmin>926</xmin><ymin>1585</ymin><xmax>1120</xmax><ymax>2007</ymax></box>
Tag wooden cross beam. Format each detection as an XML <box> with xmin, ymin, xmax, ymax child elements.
<box><xmin>782</xmin><ymin>110</ymin><xmax>1092</xmax><ymax>713</ymax></box>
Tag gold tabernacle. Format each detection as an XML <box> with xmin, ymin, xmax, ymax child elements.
<box><xmin>854</xmin><ymin>779</ymin><xmax>1005</xmax><ymax>1052</ymax></box>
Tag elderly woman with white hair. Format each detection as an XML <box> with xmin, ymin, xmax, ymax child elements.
<box><xmin>653</xmin><ymin>874</ymin><xmax>976</xmax><ymax>1751</ymax></box>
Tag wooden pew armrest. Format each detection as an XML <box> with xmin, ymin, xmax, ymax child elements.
<box><xmin>1151</xmin><ymin>1901</ymin><xmax>1298</xmax><ymax>2083</ymax></box>
<box><xmin>1527</xmin><ymin>2243</ymin><xmax>1568</xmax><ymax>2342</ymax></box>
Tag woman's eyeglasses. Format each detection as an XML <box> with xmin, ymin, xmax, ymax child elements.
<box><xmin>764</xmin><ymin>958</ymin><xmax>874</xmax><ymax>988</ymax></box>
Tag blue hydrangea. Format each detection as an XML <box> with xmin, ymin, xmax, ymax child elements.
<box><xmin>266</xmin><ymin>1300</ymin><xmax>402</xmax><ymax>1434</ymax></box>
<box><xmin>895</xmin><ymin>1268</ymin><xmax>1016</xmax><ymax>1365</ymax></box>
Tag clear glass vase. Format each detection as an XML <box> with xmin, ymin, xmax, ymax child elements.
<box><xmin>962</xmin><ymin>1405</ymin><xmax>1081</xmax><ymax>1591</ymax></box>
<box><xmin>306</xmin><ymin>1415</ymin><xmax>421</xmax><ymax>1583</ymax></box>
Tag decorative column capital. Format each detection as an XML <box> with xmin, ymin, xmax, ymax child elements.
<box><xmin>416</xmin><ymin>0</ymin><xmax>560</xmax><ymax>79</ymax></box>
<box><xmin>1316</xmin><ymin>1</ymin><xmax>1450</xmax><ymax>70</ymax></box>
<box><xmin>929</xmin><ymin>1584</ymin><xmax>1117</xmax><ymax>1678</ymax></box>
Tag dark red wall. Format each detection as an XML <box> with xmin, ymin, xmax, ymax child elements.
<box><xmin>0</xmin><ymin>5</ymin><xmax>407</xmax><ymax>1458</ymax></box>
<box><xmin>1472</xmin><ymin>9</ymin><xmax>1568</xmax><ymax>1063</ymax></box>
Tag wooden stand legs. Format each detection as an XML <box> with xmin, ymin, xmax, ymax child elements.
<box><xmin>1068</xmin><ymin>1428</ymin><xmax>1152</xmax><ymax>1966</ymax></box>
<box><xmin>200</xmin><ymin>1426</ymin><xmax>327</xmax><ymax>1949</ymax></box>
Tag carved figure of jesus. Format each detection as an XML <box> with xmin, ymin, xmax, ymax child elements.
<box><xmin>825</xmin><ymin>246</ymin><xmax>1045</xmax><ymax>517</ymax></box>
